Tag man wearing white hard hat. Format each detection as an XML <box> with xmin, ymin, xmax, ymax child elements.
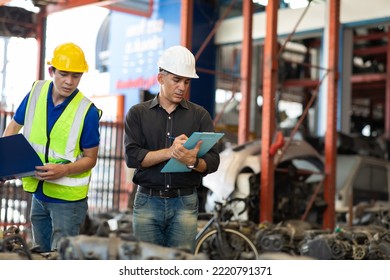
<box><xmin>124</xmin><ymin>45</ymin><xmax>220</xmax><ymax>253</ymax></box>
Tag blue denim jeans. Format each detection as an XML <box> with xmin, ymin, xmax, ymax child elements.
<box><xmin>30</xmin><ymin>196</ymin><xmax>88</xmax><ymax>252</ymax></box>
<box><xmin>132</xmin><ymin>190</ymin><xmax>198</xmax><ymax>253</ymax></box>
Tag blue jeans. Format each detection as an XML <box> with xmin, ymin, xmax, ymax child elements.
<box><xmin>30</xmin><ymin>196</ymin><xmax>88</xmax><ymax>252</ymax></box>
<box><xmin>132</xmin><ymin>190</ymin><xmax>198</xmax><ymax>253</ymax></box>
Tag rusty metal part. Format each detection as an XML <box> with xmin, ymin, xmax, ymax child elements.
<box><xmin>57</xmin><ymin>234</ymin><xmax>207</xmax><ymax>260</ymax></box>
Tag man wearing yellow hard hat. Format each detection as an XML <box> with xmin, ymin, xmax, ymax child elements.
<box><xmin>2</xmin><ymin>42</ymin><xmax>102</xmax><ymax>253</ymax></box>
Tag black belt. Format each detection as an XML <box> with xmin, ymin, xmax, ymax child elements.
<box><xmin>137</xmin><ymin>186</ymin><xmax>195</xmax><ymax>198</ymax></box>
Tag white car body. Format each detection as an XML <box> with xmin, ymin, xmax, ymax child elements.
<box><xmin>202</xmin><ymin>139</ymin><xmax>325</xmax><ymax>220</ymax></box>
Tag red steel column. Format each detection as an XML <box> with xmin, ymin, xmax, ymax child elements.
<box><xmin>180</xmin><ymin>0</ymin><xmax>193</xmax><ymax>48</ymax></box>
<box><xmin>180</xmin><ymin>0</ymin><xmax>194</xmax><ymax>99</ymax></box>
<box><xmin>260</xmin><ymin>0</ymin><xmax>279</xmax><ymax>223</ymax></box>
<box><xmin>323</xmin><ymin>0</ymin><xmax>340</xmax><ymax>230</ymax></box>
<box><xmin>36</xmin><ymin>11</ymin><xmax>47</xmax><ymax>80</ymax></box>
<box><xmin>237</xmin><ymin>0</ymin><xmax>253</xmax><ymax>144</ymax></box>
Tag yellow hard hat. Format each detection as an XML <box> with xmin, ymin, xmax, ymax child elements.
<box><xmin>47</xmin><ymin>42</ymin><xmax>88</xmax><ymax>73</ymax></box>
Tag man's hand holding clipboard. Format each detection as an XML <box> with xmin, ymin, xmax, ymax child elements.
<box><xmin>161</xmin><ymin>132</ymin><xmax>224</xmax><ymax>173</ymax></box>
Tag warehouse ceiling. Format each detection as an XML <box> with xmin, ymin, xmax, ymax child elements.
<box><xmin>0</xmin><ymin>5</ymin><xmax>36</xmax><ymax>37</ymax></box>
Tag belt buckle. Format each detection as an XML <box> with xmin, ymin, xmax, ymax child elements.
<box><xmin>159</xmin><ymin>189</ymin><xmax>173</xmax><ymax>198</ymax></box>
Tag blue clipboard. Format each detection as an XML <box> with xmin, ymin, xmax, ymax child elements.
<box><xmin>0</xmin><ymin>134</ymin><xmax>44</xmax><ymax>181</ymax></box>
<box><xmin>161</xmin><ymin>132</ymin><xmax>224</xmax><ymax>173</ymax></box>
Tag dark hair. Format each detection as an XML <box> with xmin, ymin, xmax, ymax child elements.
<box><xmin>159</xmin><ymin>68</ymin><xmax>171</xmax><ymax>75</ymax></box>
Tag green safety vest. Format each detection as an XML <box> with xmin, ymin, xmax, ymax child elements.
<box><xmin>22</xmin><ymin>80</ymin><xmax>93</xmax><ymax>201</ymax></box>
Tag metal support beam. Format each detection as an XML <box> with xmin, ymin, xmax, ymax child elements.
<box><xmin>180</xmin><ymin>0</ymin><xmax>194</xmax><ymax>99</ymax></box>
<box><xmin>260</xmin><ymin>0</ymin><xmax>279</xmax><ymax>223</ymax></box>
<box><xmin>43</xmin><ymin>0</ymin><xmax>154</xmax><ymax>17</ymax></box>
<box><xmin>238</xmin><ymin>0</ymin><xmax>253</xmax><ymax>144</ymax></box>
<box><xmin>180</xmin><ymin>0</ymin><xmax>193</xmax><ymax>48</ymax></box>
<box><xmin>385</xmin><ymin>29</ymin><xmax>390</xmax><ymax>139</ymax></box>
<box><xmin>36</xmin><ymin>12</ymin><xmax>46</xmax><ymax>80</ymax></box>
<box><xmin>340</xmin><ymin>28</ymin><xmax>353</xmax><ymax>134</ymax></box>
<box><xmin>323</xmin><ymin>0</ymin><xmax>340</xmax><ymax>230</ymax></box>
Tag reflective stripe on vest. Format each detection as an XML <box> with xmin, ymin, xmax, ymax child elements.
<box><xmin>22</xmin><ymin>80</ymin><xmax>93</xmax><ymax>201</ymax></box>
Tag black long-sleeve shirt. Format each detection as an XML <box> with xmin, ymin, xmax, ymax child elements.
<box><xmin>124</xmin><ymin>95</ymin><xmax>220</xmax><ymax>189</ymax></box>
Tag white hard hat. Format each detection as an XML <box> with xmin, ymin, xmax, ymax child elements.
<box><xmin>158</xmin><ymin>45</ymin><xmax>199</xmax><ymax>79</ymax></box>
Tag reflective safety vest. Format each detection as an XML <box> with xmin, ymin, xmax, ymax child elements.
<box><xmin>22</xmin><ymin>80</ymin><xmax>93</xmax><ymax>201</ymax></box>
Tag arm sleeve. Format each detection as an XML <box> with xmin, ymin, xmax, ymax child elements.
<box><xmin>123</xmin><ymin>106</ymin><xmax>148</xmax><ymax>168</ymax></box>
<box><xmin>12</xmin><ymin>93</ymin><xmax>30</xmax><ymax>125</ymax></box>
<box><xmin>80</xmin><ymin>104</ymin><xmax>101</xmax><ymax>149</ymax></box>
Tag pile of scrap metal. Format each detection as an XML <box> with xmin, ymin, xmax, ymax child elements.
<box><xmin>0</xmin><ymin>212</ymin><xmax>207</xmax><ymax>260</ymax></box>
<box><xmin>0</xmin><ymin>226</ymin><xmax>37</xmax><ymax>260</ymax></box>
<box><xmin>59</xmin><ymin>209</ymin><xmax>206</xmax><ymax>260</ymax></box>
<box><xmin>80</xmin><ymin>210</ymin><xmax>133</xmax><ymax>237</ymax></box>
<box><xmin>254</xmin><ymin>220</ymin><xmax>315</xmax><ymax>256</ymax></box>
<box><xmin>252</xmin><ymin>217</ymin><xmax>390</xmax><ymax>260</ymax></box>
<box><xmin>57</xmin><ymin>234</ymin><xmax>205</xmax><ymax>260</ymax></box>
<box><xmin>299</xmin><ymin>224</ymin><xmax>390</xmax><ymax>260</ymax></box>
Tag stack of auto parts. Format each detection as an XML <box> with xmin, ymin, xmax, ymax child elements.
<box><xmin>0</xmin><ymin>226</ymin><xmax>32</xmax><ymax>260</ymax></box>
<box><xmin>1</xmin><ymin>210</ymin><xmax>207</xmax><ymax>260</ymax></box>
<box><xmin>57</xmin><ymin>234</ymin><xmax>207</xmax><ymax>260</ymax></box>
<box><xmin>251</xmin><ymin>217</ymin><xmax>390</xmax><ymax>260</ymax></box>
<box><xmin>298</xmin><ymin>225</ymin><xmax>390</xmax><ymax>260</ymax></box>
<box><xmin>299</xmin><ymin>231</ymin><xmax>353</xmax><ymax>259</ymax></box>
<box><xmin>60</xmin><ymin>210</ymin><xmax>207</xmax><ymax>260</ymax></box>
<box><xmin>254</xmin><ymin>220</ymin><xmax>314</xmax><ymax>256</ymax></box>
